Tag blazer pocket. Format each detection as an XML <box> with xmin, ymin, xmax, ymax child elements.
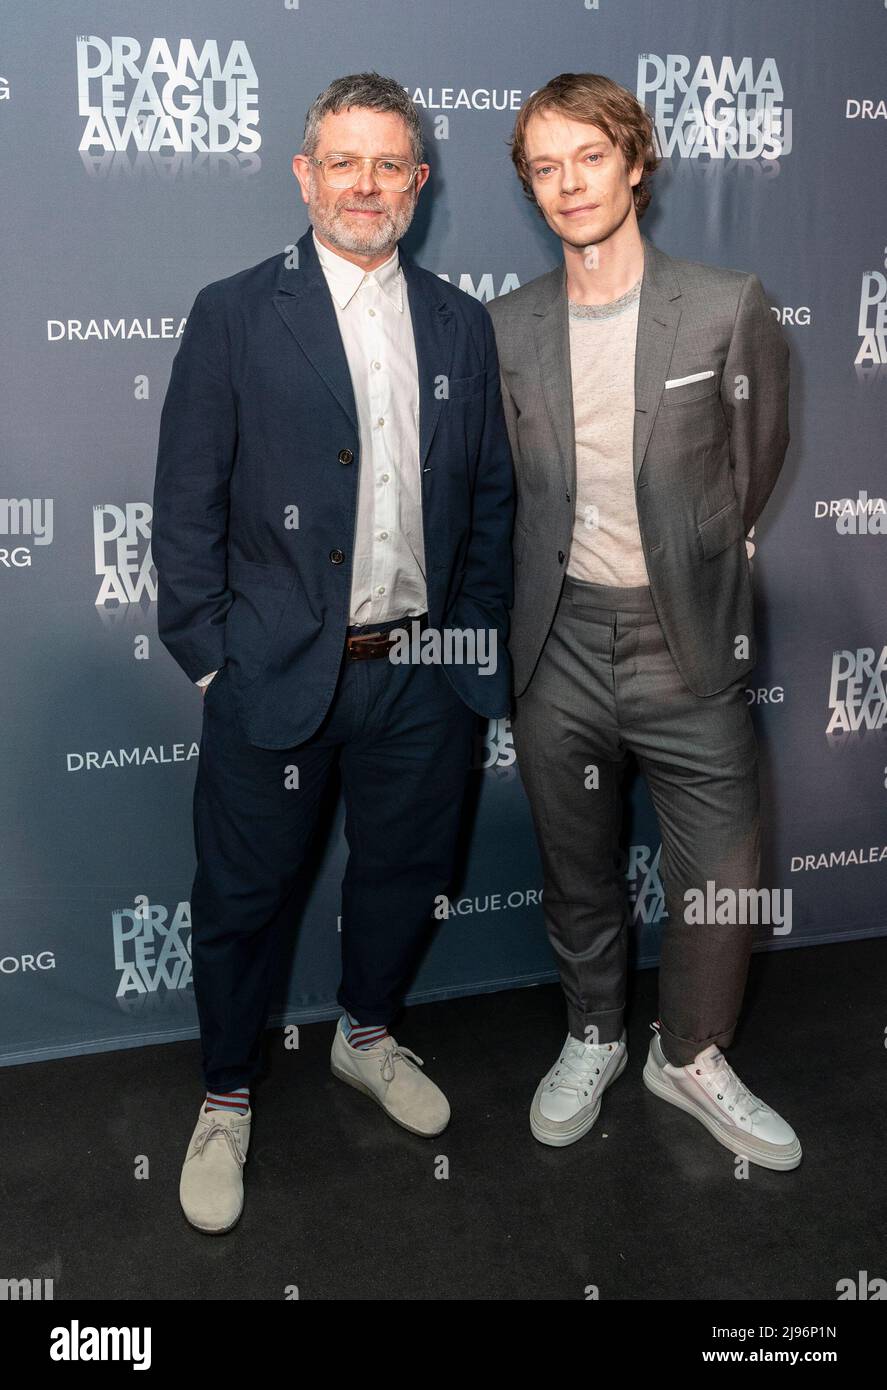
<box><xmin>228</xmin><ymin>556</ymin><xmax>295</xmax><ymax>589</ymax></box>
<box><xmin>698</xmin><ymin>498</ymin><xmax>745</xmax><ymax>559</ymax></box>
<box><xmin>447</xmin><ymin>370</ymin><xmax>486</xmax><ymax>399</ymax></box>
<box><xmin>203</xmin><ymin>662</ymin><xmax>228</xmax><ymax>700</ymax></box>
<box><xmin>661</xmin><ymin>371</ymin><xmax>720</xmax><ymax>405</ymax></box>
<box><xmin>224</xmin><ymin>558</ymin><xmax>297</xmax><ymax>683</ymax></box>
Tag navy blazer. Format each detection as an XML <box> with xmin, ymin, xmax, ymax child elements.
<box><xmin>152</xmin><ymin>226</ymin><xmax>515</xmax><ymax>749</ymax></box>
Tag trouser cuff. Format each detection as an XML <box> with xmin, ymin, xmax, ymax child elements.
<box><xmin>566</xmin><ymin>1004</ymin><xmax>624</xmax><ymax>1046</ymax></box>
<box><xmin>657</xmin><ymin>1017</ymin><xmax>737</xmax><ymax>1068</ymax></box>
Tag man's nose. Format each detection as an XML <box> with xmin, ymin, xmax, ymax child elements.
<box><xmin>353</xmin><ymin>164</ymin><xmax>379</xmax><ymax>195</ymax></box>
<box><xmin>560</xmin><ymin>163</ymin><xmax>585</xmax><ymax>194</ymax></box>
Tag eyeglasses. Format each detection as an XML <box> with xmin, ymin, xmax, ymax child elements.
<box><xmin>307</xmin><ymin>153</ymin><xmax>419</xmax><ymax>192</ymax></box>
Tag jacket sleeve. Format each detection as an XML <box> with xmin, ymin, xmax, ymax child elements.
<box><xmin>451</xmin><ymin>306</ymin><xmax>515</xmax><ymax>645</ymax></box>
<box><xmin>152</xmin><ymin>287</ymin><xmax>236</xmax><ymax>683</ymax></box>
<box><xmin>720</xmin><ymin>272</ymin><xmax>790</xmax><ymax>536</ymax></box>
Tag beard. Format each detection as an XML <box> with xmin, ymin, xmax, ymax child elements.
<box><xmin>308</xmin><ymin>182</ymin><xmax>418</xmax><ymax>258</ymax></box>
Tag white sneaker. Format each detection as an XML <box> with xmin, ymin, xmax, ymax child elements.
<box><xmin>643</xmin><ymin>1023</ymin><xmax>802</xmax><ymax>1171</ymax></box>
<box><xmin>530</xmin><ymin>1030</ymin><xmax>628</xmax><ymax>1147</ymax></box>
<box><xmin>179</xmin><ymin>1102</ymin><xmax>251</xmax><ymax>1233</ymax></box>
<box><xmin>330</xmin><ymin>1018</ymin><xmax>450</xmax><ymax>1136</ymax></box>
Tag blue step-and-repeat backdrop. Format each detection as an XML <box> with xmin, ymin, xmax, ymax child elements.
<box><xmin>2</xmin><ymin>1</ymin><xmax>885</xmax><ymax>1067</ymax></box>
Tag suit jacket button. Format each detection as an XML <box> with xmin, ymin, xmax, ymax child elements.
<box><xmin>558</xmin><ymin>550</ymin><xmax>565</xmax><ymax>564</ymax></box>
<box><xmin>330</xmin><ymin>549</ymin><xmax>345</xmax><ymax>565</ymax></box>
<box><xmin>338</xmin><ymin>448</ymin><xmax>354</xmax><ymax>465</ymax></box>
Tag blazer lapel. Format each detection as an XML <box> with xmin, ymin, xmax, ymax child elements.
<box><xmin>271</xmin><ymin>227</ymin><xmax>456</xmax><ymax>491</ymax></box>
<box><xmin>533</xmin><ymin>263</ymin><xmax>576</xmax><ymax>498</ymax></box>
<box><xmin>633</xmin><ymin>234</ymin><xmax>682</xmax><ymax>484</ymax></box>
<box><xmin>400</xmin><ymin>249</ymin><xmax>456</xmax><ymax>477</ymax></box>
<box><xmin>271</xmin><ymin>227</ymin><xmax>359</xmax><ymax>432</ymax></box>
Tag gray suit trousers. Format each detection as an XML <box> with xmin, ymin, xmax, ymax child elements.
<box><xmin>512</xmin><ymin>575</ymin><xmax>761</xmax><ymax>1067</ymax></box>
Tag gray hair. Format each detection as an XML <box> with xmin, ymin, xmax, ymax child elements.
<box><xmin>302</xmin><ymin>72</ymin><xmax>423</xmax><ymax>165</ymax></box>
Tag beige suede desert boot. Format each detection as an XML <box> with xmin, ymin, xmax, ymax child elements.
<box><xmin>180</xmin><ymin>1102</ymin><xmax>251</xmax><ymax>1233</ymax></box>
<box><xmin>330</xmin><ymin>1018</ymin><xmax>450</xmax><ymax>1136</ymax></box>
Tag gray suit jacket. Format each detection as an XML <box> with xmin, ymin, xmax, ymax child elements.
<box><xmin>486</xmin><ymin>233</ymin><xmax>790</xmax><ymax>699</ymax></box>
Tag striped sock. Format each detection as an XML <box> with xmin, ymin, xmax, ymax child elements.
<box><xmin>204</xmin><ymin>1087</ymin><xmax>250</xmax><ymax>1116</ymax></box>
<box><xmin>342</xmin><ymin>1011</ymin><xmax>389</xmax><ymax>1051</ymax></box>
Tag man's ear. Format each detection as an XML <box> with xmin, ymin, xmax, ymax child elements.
<box><xmin>292</xmin><ymin>154</ymin><xmax>311</xmax><ymax>204</ymax></box>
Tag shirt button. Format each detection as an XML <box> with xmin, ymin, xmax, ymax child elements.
<box><xmin>337</xmin><ymin>448</ymin><xmax>353</xmax><ymax>465</ymax></box>
<box><xmin>377</xmin><ymin>585</ymin><xmax>385</xmax><ymax>595</ymax></box>
<box><xmin>379</xmin><ymin>532</ymin><xmax>388</xmax><ymax>540</ymax></box>
<box><xmin>372</xmin><ymin>361</ymin><xmax>381</xmax><ymax>370</ymax></box>
<box><xmin>330</xmin><ymin>549</ymin><xmax>345</xmax><ymax>565</ymax></box>
<box><xmin>368</xmin><ymin>308</ymin><xmax>376</xmax><ymax>316</ymax></box>
<box><xmin>381</xmin><ymin>473</ymin><xmax>390</xmax><ymax>483</ymax></box>
<box><xmin>377</xmin><ymin>417</ymin><xmax>385</xmax><ymax>427</ymax></box>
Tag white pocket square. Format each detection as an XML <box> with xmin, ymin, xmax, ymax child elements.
<box><xmin>665</xmin><ymin>370</ymin><xmax>716</xmax><ymax>389</ymax></box>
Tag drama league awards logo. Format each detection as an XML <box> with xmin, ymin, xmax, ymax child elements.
<box><xmin>826</xmin><ymin>648</ymin><xmax>887</xmax><ymax>734</ymax></box>
<box><xmin>857</xmin><ymin>245</ymin><xmax>887</xmax><ymax>366</ymax></box>
<box><xmin>94</xmin><ymin>503</ymin><xmax>155</xmax><ymax>604</ymax></box>
<box><xmin>113</xmin><ymin>899</ymin><xmax>192</xmax><ymax>998</ymax></box>
<box><xmin>637</xmin><ymin>54</ymin><xmax>791</xmax><ymax>159</ymax></box>
<box><xmin>76</xmin><ymin>35</ymin><xmax>260</xmax><ymax>154</ymax></box>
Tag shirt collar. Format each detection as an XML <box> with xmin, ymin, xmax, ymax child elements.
<box><xmin>312</xmin><ymin>229</ymin><xmax>403</xmax><ymax>311</ymax></box>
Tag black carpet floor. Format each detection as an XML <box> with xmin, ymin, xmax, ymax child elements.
<box><xmin>2</xmin><ymin>937</ymin><xmax>885</xmax><ymax>1301</ymax></box>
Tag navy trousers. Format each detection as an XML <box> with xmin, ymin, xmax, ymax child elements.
<box><xmin>190</xmin><ymin>620</ymin><xmax>478</xmax><ymax>1093</ymax></box>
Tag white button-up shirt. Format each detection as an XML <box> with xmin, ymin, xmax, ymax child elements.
<box><xmin>312</xmin><ymin>229</ymin><xmax>427</xmax><ymax>627</ymax></box>
<box><xmin>195</xmin><ymin>229</ymin><xmax>429</xmax><ymax>685</ymax></box>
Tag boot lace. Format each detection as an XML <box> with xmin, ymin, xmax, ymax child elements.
<box><xmin>193</xmin><ymin>1120</ymin><xmax>246</xmax><ymax>1167</ymax></box>
<box><xmin>378</xmin><ymin>1041</ymin><xmax>424</xmax><ymax>1084</ymax></box>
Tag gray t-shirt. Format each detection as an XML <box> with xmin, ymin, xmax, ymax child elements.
<box><xmin>566</xmin><ymin>276</ymin><xmax>649</xmax><ymax>587</ymax></box>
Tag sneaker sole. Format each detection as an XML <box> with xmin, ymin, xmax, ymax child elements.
<box><xmin>330</xmin><ymin>1061</ymin><xmax>449</xmax><ymax>1137</ymax></box>
<box><xmin>642</xmin><ymin>1059</ymin><xmax>802</xmax><ymax>1171</ymax></box>
<box><xmin>180</xmin><ymin>1199</ymin><xmax>244</xmax><ymax>1235</ymax></box>
<box><xmin>529</xmin><ymin>1049</ymin><xmax>628</xmax><ymax>1148</ymax></box>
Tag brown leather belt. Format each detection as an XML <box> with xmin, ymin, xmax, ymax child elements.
<box><xmin>345</xmin><ymin>613</ymin><xmax>428</xmax><ymax>660</ymax></box>
<box><xmin>345</xmin><ymin>630</ymin><xmax>400</xmax><ymax>661</ymax></box>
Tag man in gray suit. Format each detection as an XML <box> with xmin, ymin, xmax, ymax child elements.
<box><xmin>487</xmin><ymin>72</ymin><xmax>800</xmax><ymax>1169</ymax></box>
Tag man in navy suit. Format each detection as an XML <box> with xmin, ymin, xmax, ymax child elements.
<box><xmin>152</xmin><ymin>72</ymin><xmax>514</xmax><ymax>1234</ymax></box>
